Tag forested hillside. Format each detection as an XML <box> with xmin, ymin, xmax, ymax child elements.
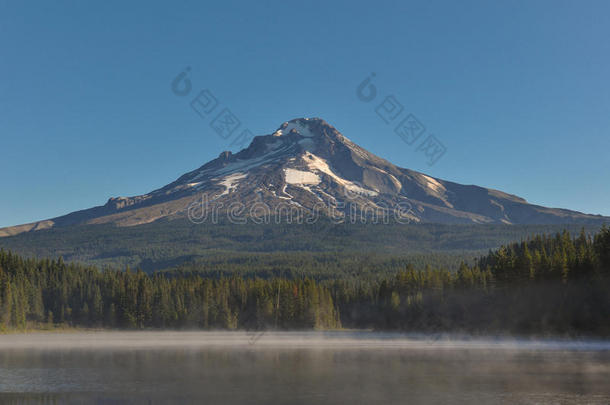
<box><xmin>1</xmin><ymin>227</ymin><xmax>609</xmax><ymax>335</ymax></box>
<box><xmin>0</xmin><ymin>220</ymin><xmax>601</xmax><ymax>273</ymax></box>
<box><xmin>334</xmin><ymin>227</ymin><xmax>610</xmax><ymax>335</ymax></box>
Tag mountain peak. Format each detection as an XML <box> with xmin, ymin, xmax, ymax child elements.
<box><xmin>271</xmin><ymin>117</ymin><xmax>344</xmax><ymax>141</ymax></box>
<box><xmin>272</xmin><ymin>118</ymin><xmax>322</xmax><ymax>137</ymax></box>
<box><xmin>0</xmin><ymin>117</ymin><xmax>607</xmax><ymax>237</ymax></box>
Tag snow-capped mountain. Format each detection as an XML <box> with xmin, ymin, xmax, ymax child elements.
<box><xmin>1</xmin><ymin>118</ymin><xmax>607</xmax><ymax>236</ymax></box>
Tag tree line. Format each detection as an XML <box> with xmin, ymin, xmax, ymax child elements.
<box><xmin>1</xmin><ymin>227</ymin><xmax>609</xmax><ymax>335</ymax></box>
<box><xmin>332</xmin><ymin>228</ymin><xmax>610</xmax><ymax>335</ymax></box>
<box><xmin>0</xmin><ymin>255</ymin><xmax>339</xmax><ymax>331</ymax></box>
<box><xmin>1</xmin><ymin>219</ymin><xmax>599</xmax><ymax>273</ymax></box>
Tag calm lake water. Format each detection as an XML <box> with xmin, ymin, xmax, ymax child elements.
<box><xmin>0</xmin><ymin>331</ymin><xmax>609</xmax><ymax>404</ymax></box>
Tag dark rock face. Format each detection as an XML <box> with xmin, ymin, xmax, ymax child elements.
<box><xmin>1</xmin><ymin>118</ymin><xmax>607</xmax><ymax>237</ymax></box>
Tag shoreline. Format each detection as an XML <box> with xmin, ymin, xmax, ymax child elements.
<box><xmin>3</xmin><ymin>325</ymin><xmax>609</xmax><ymax>341</ymax></box>
<box><xmin>1</xmin><ymin>330</ymin><xmax>609</xmax><ymax>351</ymax></box>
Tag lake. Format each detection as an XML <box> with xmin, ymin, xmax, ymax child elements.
<box><xmin>1</xmin><ymin>331</ymin><xmax>609</xmax><ymax>404</ymax></box>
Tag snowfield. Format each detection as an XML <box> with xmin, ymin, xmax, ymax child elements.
<box><xmin>216</xmin><ymin>173</ymin><xmax>247</xmax><ymax>196</ymax></box>
<box><xmin>284</xmin><ymin>168</ymin><xmax>321</xmax><ymax>185</ymax></box>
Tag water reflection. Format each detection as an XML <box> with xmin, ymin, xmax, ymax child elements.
<box><xmin>0</xmin><ymin>332</ymin><xmax>609</xmax><ymax>404</ymax></box>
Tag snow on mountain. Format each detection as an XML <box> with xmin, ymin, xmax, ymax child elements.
<box><xmin>0</xmin><ymin>117</ymin><xmax>607</xmax><ymax>237</ymax></box>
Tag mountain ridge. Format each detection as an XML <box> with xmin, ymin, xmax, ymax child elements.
<box><xmin>1</xmin><ymin>117</ymin><xmax>607</xmax><ymax>237</ymax></box>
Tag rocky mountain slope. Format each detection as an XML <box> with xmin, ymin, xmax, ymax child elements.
<box><xmin>1</xmin><ymin>118</ymin><xmax>606</xmax><ymax>237</ymax></box>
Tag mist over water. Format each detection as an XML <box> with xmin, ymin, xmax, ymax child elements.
<box><xmin>1</xmin><ymin>332</ymin><xmax>609</xmax><ymax>404</ymax></box>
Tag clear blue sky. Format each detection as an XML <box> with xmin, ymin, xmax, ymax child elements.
<box><xmin>1</xmin><ymin>0</ymin><xmax>609</xmax><ymax>227</ymax></box>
